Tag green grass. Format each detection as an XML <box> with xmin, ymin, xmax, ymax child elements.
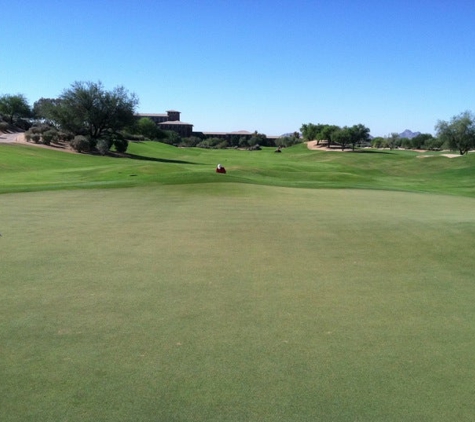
<box><xmin>1</xmin><ymin>142</ymin><xmax>475</xmax><ymax>420</ymax></box>
<box><xmin>1</xmin><ymin>141</ymin><xmax>475</xmax><ymax>196</ymax></box>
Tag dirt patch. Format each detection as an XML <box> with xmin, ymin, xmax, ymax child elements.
<box><xmin>306</xmin><ymin>141</ymin><xmax>468</xmax><ymax>158</ymax></box>
<box><xmin>417</xmin><ymin>154</ymin><xmax>463</xmax><ymax>159</ymax></box>
<box><xmin>306</xmin><ymin>141</ymin><xmax>353</xmax><ymax>151</ymax></box>
<box><xmin>11</xmin><ymin>133</ymin><xmax>79</xmax><ymax>153</ymax></box>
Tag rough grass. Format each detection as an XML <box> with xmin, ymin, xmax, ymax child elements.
<box><xmin>1</xmin><ymin>184</ymin><xmax>475</xmax><ymax>421</ymax></box>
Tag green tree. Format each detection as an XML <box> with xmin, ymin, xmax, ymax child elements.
<box><xmin>300</xmin><ymin>123</ymin><xmax>320</xmax><ymax>142</ymax></box>
<box><xmin>371</xmin><ymin>137</ymin><xmax>385</xmax><ymax>148</ymax></box>
<box><xmin>435</xmin><ymin>111</ymin><xmax>475</xmax><ymax>155</ymax></box>
<box><xmin>162</xmin><ymin>130</ymin><xmax>181</xmax><ymax>145</ymax></box>
<box><xmin>386</xmin><ymin>133</ymin><xmax>400</xmax><ymax>150</ymax></box>
<box><xmin>348</xmin><ymin>124</ymin><xmax>370</xmax><ymax>151</ymax></box>
<box><xmin>319</xmin><ymin>125</ymin><xmax>340</xmax><ymax>148</ymax></box>
<box><xmin>136</xmin><ymin>117</ymin><xmax>166</xmax><ymax>140</ymax></box>
<box><xmin>47</xmin><ymin>81</ymin><xmax>138</xmax><ymax>146</ymax></box>
<box><xmin>33</xmin><ymin>98</ymin><xmax>61</xmax><ymax>125</ymax></box>
<box><xmin>411</xmin><ymin>133</ymin><xmax>433</xmax><ymax>150</ymax></box>
<box><xmin>248</xmin><ymin>131</ymin><xmax>267</xmax><ymax>147</ymax></box>
<box><xmin>0</xmin><ymin>94</ymin><xmax>32</xmax><ymax>123</ymax></box>
<box><xmin>332</xmin><ymin>127</ymin><xmax>352</xmax><ymax>150</ymax></box>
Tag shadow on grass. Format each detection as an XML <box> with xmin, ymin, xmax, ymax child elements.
<box><xmin>127</xmin><ymin>153</ymin><xmax>200</xmax><ymax>165</ymax></box>
<box><xmin>351</xmin><ymin>150</ymin><xmax>394</xmax><ymax>155</ymax></box>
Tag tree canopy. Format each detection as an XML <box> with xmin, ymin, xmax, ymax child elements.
<box><xmin>44</xmin><ymin>81</ymin><xmax>139</xmax><ymax>144</ymax></box>
<box><xmin>0</xmin><ymin>94</ymin><xmax>32</xmax><ymax>123</ymax></box>
<box><xmin>348</xmin><ymin>124</ymin><xmax>370</xmax><ymax>150</ymax></box>
<box><xmin>435</xmin><ymin>111</ymin><xmax>475</xmax><ymax>155</ymax></box>
<box><xmin>136</xmin><ymin>117</ymin><xmax>166</xmax><ymax>141</ymax></box>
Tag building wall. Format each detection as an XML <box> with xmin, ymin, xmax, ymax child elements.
<box><xmin>159</xmin><ymin>123</ymin><xmax>193</xmax><ymax>137</ymax></box>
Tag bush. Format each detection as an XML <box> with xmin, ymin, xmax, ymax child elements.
<box><xmin>59</xmin><ymin>131</ymin><xmax>74</xmax><ymax>142</ymax></box>
<box><xmin>239</xmin><ymin>137</ymin><xmax>250</xmax><ymax>148</ymax></box>
<box><xmin>96</xmin><ymin>139</ymin><xmax>110</xmax><ymax>155</ymax></box>
<box><xmin>30</xmin><ymin>124</ymin><xmax>51</xmax><ymax>134</ymax></box>
<box><xmin>179</xmin><ymin>136</ymin><xmax>201</xmax><ymax>147</ymax></box>
<box><xmin>216</xmin><ymin>140</ymin><xmax>229</xmax><ymax>149</ymax></box>
<box><xmin>0</xmin><ymin>121</ymin><xmax>9</xmax><ymax>132</ymax></box>
<box><xmin>70</xmin><ymin>135</ymin><xmax>90</xmax><ymax>152</ymax></box>
<box><xmin>426</xmin><ymin>137</ymin><xmax>445</xmax><ymax>151</ymax></box>
<box><xmin>41</xmin><ymin>129</ymin><xmax>59</xmax><ymax>145</ymax></box>
<box><xmin>15</xmin><ymin>118</ymin><xmax>32</xmax><ymax>131</ymax></box>
<box><xmin>195</xmin><ymin>137</ymin><xmax>229</xmax><ymax>149</ymax></box>
<box><xmin>196</xmin><ymin>140</ymin><xmax>211</xmax><ymax>148</ymax></box>
<box><xmin>123</xmin><ymin>133</ymin><xmax>145</xmax><ymax>141</ymax></box>
<box><xmin>162</xmin><ymin>130</ymin><xmax>181</xmax><ymax>145</ymax></box>
<box><xmin>114</xmin><ymin>138</ymin><xmax>128</xmax><ymax>153</ymax></box>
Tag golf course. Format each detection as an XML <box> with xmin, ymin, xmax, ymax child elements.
<box><xmin>2</xmin><ymin>140</ymin><xmax>475</xmax><ymax>421</ymax></box>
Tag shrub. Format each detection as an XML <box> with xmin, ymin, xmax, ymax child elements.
<box><xmin>15</xmin><ymin>118</ymin><xmax>32</xmax><ymax>131</ymax></box>
<box><xmin>123</xmin><ymin>133</ymin><xmax>145</xmax><ymax>141</ymax></box>
<box><xmin>31</xmin><ymin>133</ymin><xmax>41</xmax><ymax>143</ymax></box>
<box><xmin>216</xmin><ymin>140</ymin><xmax>228</xmax><ymax>149</ymax></box>
<box><xmin>96</xmin><ymin>139</ymin><xmax>110</xmax><ymax>155</ymax></box>
<box><xmin>114</xmin><ymin>138</ymin><xmax>128</xmax><ymax>153</ymax></box>
<box><xmin>162</xmin><ymin>130</ymin><xmax>181</xmax><ymax>145</ymax></box>
<box><xmin>59</xmin><ymin>131</ymin><xmax>74</xmax><ymax>142</ymax></box>
<box><xmin>0</xmin><ymin>121</ymin><xmax>9</xmax><ymax>132</ymax></box>
<box><xmin>41</xmin><ymin>129</ymin><xmax>59</xmax><ymax>145</ymax></box>
<box><xmin>196</xmin><ymin>140</ymin><xmax>211</xmax><ymax>148</ymax></box>
<box><xmin>70</xmin><ymin>135</ymin><xmax>90</xmax><ymax>152</ymax></box>
<box><xmin>239</xmin><ymin>137</ymin><xmax>249</xmax><ymax>148</ymax></box>
<box><xmin>426</xmin><ymin>137</ymin><xmax>445</xmax><ymax>151</ymax></box>
<box><xmin>179</xmin><ymin>136</ymin><xmax>201</xmax><ymax>147</ymax></box>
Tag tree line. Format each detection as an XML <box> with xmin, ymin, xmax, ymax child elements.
<box><xmin>300</xmin><ymin>112</ymin><xmax>475</xmax><ymax>155</ymax></box>
<box><xmin>300</xmin><ymin>123</ymin><xmax>371</xmax><ymax>151</ymax></box>
<box><xmin>1</xmin><ymin>82</ymin><xmax>475</xmax><ymax>155</ymax></box>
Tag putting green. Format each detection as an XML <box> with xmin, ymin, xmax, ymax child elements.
<box><xmin>1</xmin><ymin>184</ymin><xmax>475</xmax><ymax>421</ymax></box>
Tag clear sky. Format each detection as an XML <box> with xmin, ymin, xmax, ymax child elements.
<box><xmin>1</xmin><ymin>0</ymin><xmax>474</xmax><ymax>137</ymax></box>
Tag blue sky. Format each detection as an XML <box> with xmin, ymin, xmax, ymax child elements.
<box><xmin>1</xmin><ymin>0</ymin><xmax>474</xmax><ymax>136</ymax></box>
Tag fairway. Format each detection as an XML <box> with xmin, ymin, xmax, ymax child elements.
<box><xmin>2</xmin><ymin>184</ymin><xmax>475</xmax><ymax>421</ymax></box>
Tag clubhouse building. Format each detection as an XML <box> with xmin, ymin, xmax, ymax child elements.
<box><xmin>136</xmin><ymin>111</ymin><xmax>278</xmax><ymax>141</ymax></box>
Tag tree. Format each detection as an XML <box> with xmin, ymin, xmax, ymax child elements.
<box><xmin>47</xmin><ymin>81</ymin><xmax>138</xmax><ymax>146</ymax></box>
<box><xmin>318</xmin><ymin>125</ymin><xmax>340</xmax><ymax>148</ymax></box>
<box><xmin>435</xmin><ymin>111</ymin><xmax>475</xmax><ymax>155</ymax></box>
<box><xmin>410</xmin><ymin>133</ymin><xmax>433</xmax><ymax>150</ymax></box>
<box><xmin>0</xmin><ymin>94</ymin><xmax>32</xmax><ymax>123</ymax></box>
<box><xmin>162</xmin><ymin>130</ymin><xmax>181</xmax><ymax>145</ymax></box>
<box><xmin>300</xmin><ymin>123</ymin><xmax>320</xmax><ymax>142</ymax></box>
<box><xmin>348</xmin><ymin>124</ymin><xmax>370</xmax><ymax>151</ymax></box>
<box><xmin>386</xmin><ymin>133</ymin><xmax>400</xmax><ymax>150</ymax></box>
<box><xmin>33</xmin><ymin>98</ymin><xmax>61</xmax><ymax>125</ymax></box>
<box><xmin>371</xmin><ymin>137</ymin><xmax>385</xmax><ymax>148</ymax></box>
<box><xmin>332</xmin><ymin>127</ymin><xmax>352</xmax><ymax>150</ymax></box>
<box><xmin>136</xmin><ymin>117</ymin><xmax>166</xmax><ymax>140</ymax></box>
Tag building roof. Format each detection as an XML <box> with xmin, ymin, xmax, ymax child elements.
<box><xmin>158</xmin><ymin>120</ymin><xmax>193</xmax><ymax>126</ymax></box>
<box><xmin>230</xmin><ymin>130</ymin><xmax>253</xmax><ymax>135</ymax></box>
<box><xmin>135</xmin><ymin>113</ymin><xmax>168</xmax><ymax>117</ymax></box>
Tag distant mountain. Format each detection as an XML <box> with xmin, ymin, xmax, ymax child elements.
<box><xmin>399</xmin><ymin>129</ymin><xmax>421</xmax><ymax>139</ymax></box>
